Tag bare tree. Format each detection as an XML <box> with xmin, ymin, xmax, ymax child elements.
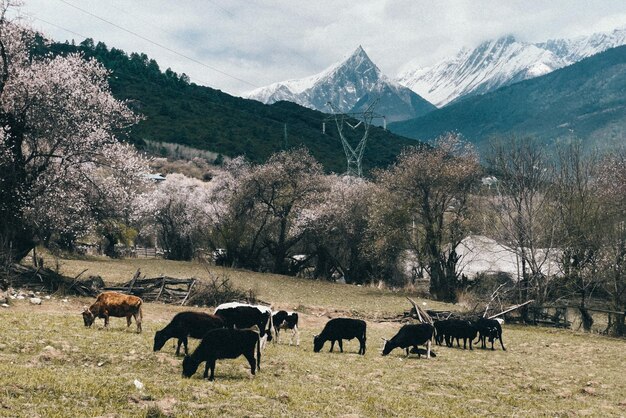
<box><xmin>487</xmin><ymin>137</ymin><xmax>557</xmax><ymax>309</ymax></box>
<box><xmin>596</xmin><ymin>150</ymin><xmax>626</xmax><ymax>335</ymax></box>
<box><xmin>553</xmin><ymin>143</ymin><xmax>603</xmax><ymax>312</ymax></box>
<box><xmin>377</xmin><ymin>134</ymin><xmax>480</xmax><ymax>302</ymax></box>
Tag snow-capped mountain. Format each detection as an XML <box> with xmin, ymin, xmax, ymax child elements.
<box><xmin>398</xmin><ymin>28</ymin><xmax>626</xmax><ymax>107</ymax></box>
<box><xmin>245</xmin><ymin>46</ymin><xmax>435</xmax><ymax>122</ymax></box>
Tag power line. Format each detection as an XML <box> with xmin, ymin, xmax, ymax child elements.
<box><xmin>29</xmin><ymin>15</ymin><xmax>88</xmax><ymax>40</ymax></box>
<box><xmin>55</xmin><ymin>0</ymin><xmax>259</xmax><ymax>89</ymax></box>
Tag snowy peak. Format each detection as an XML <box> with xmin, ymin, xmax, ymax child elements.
<box><xmin>245</xmin><ymin>46</ymin><xmax>435</xmax><ymax>121</ymax></box>
<box><xmin>398</xmin><ymin>27</ymin><xmax>626</xmax><ymax>107</ymax></box>
<box><xmin>539</xmin><ymin>27</ymin><xmax>626</xmax><ymax>62</ymax></box>
<box><xmin>398</xmin><ymin>35</ymin><xmax>565</xmax><ymax>107</ymax></box>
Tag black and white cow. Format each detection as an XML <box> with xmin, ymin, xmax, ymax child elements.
<box><xmin>214</xmin><ymin>302</ymin><xmax>273</xmax><ymax>349</ymax></box>
<box><xmin>313</xmin><ymin>318</ymin><xmax>366</xmax><ymax>355</ymax></box>
<box><xmin>381</xmin><ymin>323</ymin><xmax>435</xmax><ymax>358</ymax></box>
<box><xmin>272</xmin><ymin>310</ymin><xmax>300</xmax><ymax>346</ymax></box>
<box><xmin>182</xmin><ymin>327</ymin><xmax>261</xmax><ymax>381</ymax></box>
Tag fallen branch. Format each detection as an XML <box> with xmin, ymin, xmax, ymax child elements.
<box><xmin>488</xmin><ymin>300</ymin><xmax>534</xmax><ymax>319</ymax></box>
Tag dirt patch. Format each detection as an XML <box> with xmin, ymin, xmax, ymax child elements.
<box><xmin>32</xmin><ymin>345</ymin><xmax>67</xmax><ymax>363</ymax></box>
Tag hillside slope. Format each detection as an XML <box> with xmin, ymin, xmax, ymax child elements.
<box><xmin>39</xmin><ymin>38</ymin><xmax>419</xmax><ymax>174</ymax></box>
<box><xmin>389</xmin><ymin>45</ymin><xmax>626</xmax><ymax>152</ymax></box>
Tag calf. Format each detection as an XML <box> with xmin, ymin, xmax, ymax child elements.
<box><xmin>182</xmin><ymin>327</ymin><xmax>261</xmax><ymax>381</ymax></box>
<box><xmin>382</xmin><ymin>323</ymin><xmax>434</xmax><ymax>358</ymax></box>
<box><xmin>475</xmin><ymin>318</ymin><xmax>506</xmax><ymax>350</ymax></box>
<box><xmin>272</xmin><ymin>310</ymin><xmax>300</xmax><ymax>346</ymax></box>
<box><xmin>82</xmin><ymin>291</ymin><xmax>143</xmax><ymax>333</ymax></box>
<box><xmin>153</xmin><ymin>311</ymin><xmax>224</xmax><ymax>356</ymax></box>
<box><xmin>313</xmin><ymin>318</ymin><xmax>366</xmax><ymax>355</ymax></box>
<box><xmin>214</xmin><ymin>302</ymin><xmax>273</xmax><ymax>349</ymax></box>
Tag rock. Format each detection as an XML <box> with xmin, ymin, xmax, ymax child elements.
<box><xmin>133</xmin><ymin>379</ymin><xmax>144</xmax><ymax>390</ymax></box>
<box><xmin>44</xmin><ymin>295</ymin><xmax>51</xmax><ymax>300</ymax></box>
<box><xmin>16</xmin><ymin>295</ymin><xmax>24</xmax><ymax>300</ymax></box>
<box><xmin>62</xmin><ymin>299</ymin><xmax>69</xmax><ymax>303</ymax></box>
<box><xmin>29</xmin><ymin>297</ymin><xmax>42</xmax><ymax>305</ymax></box>
<box><xmin>1</xmin><ymin>304</ymin><xmax>9</xmax><ymax>308</ymax></box>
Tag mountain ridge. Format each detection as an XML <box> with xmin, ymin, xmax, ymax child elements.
<box><xmin>398</xmin><ymin>27</ymin><xmax>626</xmax><ymax>106</ymax></box>
<box><xmin>389</xmin><ymin>44</ymin><xmax>626</xmax><ymax>152</ymax></box>
<box><xmin>245</xmin><ymin>46</ymin><xmax>436</xmax><ymax>123</ymax></box>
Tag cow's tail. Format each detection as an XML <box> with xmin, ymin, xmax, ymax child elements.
<box><xmin>256</xmin><ymin>331</ymin><xmax>261</xmax><ymax>371</ymax></box>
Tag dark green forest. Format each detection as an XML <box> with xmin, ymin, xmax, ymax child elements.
<box><xmin>36</xmin><ymin>37</ymin><xmax>420</xmax><ymax>174</ymax></box>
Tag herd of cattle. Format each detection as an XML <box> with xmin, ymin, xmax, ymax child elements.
<box><xmin>81</xmin><ymin>291</ymin><xmax>505</xmax><ymax>381</ymax></box>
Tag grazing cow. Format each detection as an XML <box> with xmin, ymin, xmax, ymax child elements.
<box><xmin>153</xmin><ymin>311</ymin><xmax>225</xmax><ymax>356</ymax></box>
<box><xmin>272</xmin><ymin>310</ymin><xmax>300</xmax><ymax>346</ymax></box>
<box><xmin>382</xmin><ymin>323</ymin><xmax>435</xmax><ymax>358</ymax></box>
<box><xmin>313</xmin><ymin>318</ymin><xmax>366</xmax><ymax>355</ymax></box>
<box><xmin>82</xmin><ymin>291</ymin><xmax>143</xmax><ymax>333</ymax></box>
<box><xmin>214</xmin><ymin>302</ymin><xmax>273</xmax><ymax>349</ymax></box>
<box><xmin>475</xmin><ymin>318</ymin><xmax>506</xmax><ymax>350</ymax></box>
<box><xmin>182</xmin><ymin>327</ymin><xmax>261</xmax><ymax>381</ymax></box>
<box><xmin>435</xmin><ymin>319</ymin><xmax>478</xmax><ymax>350</ymax></box>
<box><xmin>434</xmin><ymin>319</ymin><xmax>478</xmax><ymax>349</ymax></box>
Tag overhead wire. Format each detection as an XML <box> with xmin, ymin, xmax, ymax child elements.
<box><xmin>31</xmin><ymin>2</ymin><xmax>331</xmax><ymax>133</ymax></box>
<box><xmin>56</xmin><ymin>0</ymin><xmax>260</xmax><ymax>89</ymax></box>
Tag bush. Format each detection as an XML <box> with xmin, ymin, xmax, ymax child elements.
<box><xmin>187</xmin><ymin>271</ymin><xmax>255</xmax><ymax>307</ymax></box>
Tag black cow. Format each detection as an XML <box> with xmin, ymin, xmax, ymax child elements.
<box><xmin>382</xmin><ymin>323</ymin><xmax>434</xmax><ymax>358</ymax></box>
<box><xmin>435</xmin><ymin>319</ymin><xmax>478</xmax><ymax>350</ymax></box>
<box><xmin>313</xmin><ymin>318</ymin><xmax>366</xmax><ymax>355</ymax></box>
<box><xmin>153</xmin><ymin>311</ymin><xmax>224</xmax><ymax>356</ymax></box>
<box><xmin>182</xmin><ymin>327</ymin><xmax>261</xmax><ymax>381</ymax></box>
<box><xmin>272</xmin><ymin>310</ymin><xmax>300</xmax><ymax>346</ymax></box>
<box><xmin>214</xmin><ymin>302</ymin><xmax>274</xmax><ymax>349</ymax></box>
<box><xmin>435</xmin><ymin>319</ymin><xmax>477</xmax><ymax>349</ymax></box>
<box><xmin>475</xmin><ymin>318</ymin><xmax>506</xmax><ymax>350</ymax></box>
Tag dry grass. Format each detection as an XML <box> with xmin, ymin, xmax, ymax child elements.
<box><xmin>49</xmin><ymin>256</ymin><xmax>453</xmax><ymax>318</ymax></box>
<box><xmin>1</xmin><ymin>257</ymin><xmax>625</xmax><ymax>417</ymax></box>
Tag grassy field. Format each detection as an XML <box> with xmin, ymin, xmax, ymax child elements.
<box><xmin>0</xmin><ymin>257</ymin><xmax>625</xmax><ymax>417</ymax></box>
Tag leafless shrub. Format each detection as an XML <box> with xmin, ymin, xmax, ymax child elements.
<box><xmin>187</xmin><ymin>270</ymin><xmax>255</xmax><ymax>307</ymax></box>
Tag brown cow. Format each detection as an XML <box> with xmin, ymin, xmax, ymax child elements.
<box><xmin>82</xmin><ymin>291</ymin><xmax>143</xmax><ymax>333</ymax></box>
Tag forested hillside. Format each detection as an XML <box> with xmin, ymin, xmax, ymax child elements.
<box><xmin>36</xmin><ymin>37</ymin><xmax>419</xmax><ymax>174</ymax></box>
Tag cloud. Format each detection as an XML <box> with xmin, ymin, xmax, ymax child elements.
<box><xmin>17</xmin><ymin>0</ymin><xmax>626</xmax><ymax>96</ymax></box>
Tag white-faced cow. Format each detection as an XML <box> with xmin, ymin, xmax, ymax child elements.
<box><xmin>272</xmin><ymin>310</ymin><xmax>300</xmax><ymax>346</ymax></box>
<box><xmin>313</xmin><ymin>318</ymin><xmax>366</xmax><ymax>355</ymax></box>
<box><xmin>214</xmin><ymin>302</ymin><xmax>273</xmax><ymax>349</ymax></box>
<box><xmin>82</xmin><ymin>291</ymin><xmax>143</xmax><ymax>333</ymax></box>
<box><xmin>153</xmin><ymin>311</ymin><xmax>225</xmax><ymax>356</ymax></box>
<box><xmin>382</xmin><ymin>323</ymin><xmax>434</xmax><ymax>358</ymax></box>
<box><xmin>182</xmin><ymin>327</ymin><xmax>261</xmax><ymax>381</ymax></box>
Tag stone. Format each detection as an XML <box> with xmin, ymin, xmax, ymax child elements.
<box><xmin>29</xmin><ymin>297</ymin><xmax>42</xmax><ymax>305</ymax></box>
<box><xmin>1</xmin><ymin>304</ymin><xmax>9</xmax><ymax>308</ymax></box>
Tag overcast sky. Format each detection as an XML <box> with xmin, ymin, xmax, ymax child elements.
<box><xmin>15</xmin><ymin>0</ymin><xmax>626</xmax><ymax>96</ymax></box>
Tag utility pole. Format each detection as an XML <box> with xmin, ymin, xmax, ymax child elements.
<box><xmin>283</xmin><ymin>123</ymin><xmax>288</xmax><ymax>150</ymax></box>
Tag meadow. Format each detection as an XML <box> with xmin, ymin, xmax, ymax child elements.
<box><xmin>0</xmin><ymin>257</ymin><xmax>625</xmax><ymax>417</ymax></box>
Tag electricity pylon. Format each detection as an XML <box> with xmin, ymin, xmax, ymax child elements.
<box><xmin>325</xmin><ymin>99</ymin><xmax>385</xmax><ymax>177</ymax></box>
